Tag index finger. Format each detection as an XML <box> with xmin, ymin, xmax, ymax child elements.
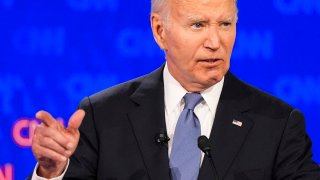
<box><xmin>36</xmin><ymin>110</ymin><xmax>57</xmax><ymax>127</ymax></box>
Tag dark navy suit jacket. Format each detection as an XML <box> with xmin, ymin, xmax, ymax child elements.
<box><xmin>32</xmin><ymin>65</ymin><xmax>320</xmax><ymax>180</ymax></box>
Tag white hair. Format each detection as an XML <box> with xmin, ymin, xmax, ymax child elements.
<box><xmin>151</xmin><ymin>0</ymin><xmax>168</xmax><ymax>14</ymax></box>
<box><xmin>151</xmin><ymin>0</ymin><xmax>170</xmax><ymax>23</ymax></box>
<box><xmin>151</xmin><ymin>0</ymin><xmax>238</xmax><ymax>23</ymax></box>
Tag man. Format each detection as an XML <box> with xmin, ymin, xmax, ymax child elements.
<box><xmin>30</xmin><ymin>0</ymin><xmax>320</xmax><ymax>179</ymax></box>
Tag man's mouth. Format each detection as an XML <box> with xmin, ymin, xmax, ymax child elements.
<box><xmin>198</xmin><ymin>59</ymin><xmax>222</xmax><ymax>63</ymax></box>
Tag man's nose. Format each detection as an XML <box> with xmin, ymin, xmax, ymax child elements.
<box><xmin>203</xmin><ymin>27</ymin><xmax>221</xmax><ymax>51</ymax></box>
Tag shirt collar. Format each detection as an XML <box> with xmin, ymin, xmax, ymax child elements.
<box><xmin>163</xmin><ymin>63</ymin><xmax>224</xmax><ymax>113</ymax></box>
<box><xmin>163</xmin><ymin>63</ymin><xmax>187</xmax><ymax>113</ymax></box>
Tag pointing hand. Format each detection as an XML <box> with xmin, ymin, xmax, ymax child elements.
<box><xmin>32</xmin><ymin>109</ymin><xmax>85</xmax><ymax>178</ymax></box>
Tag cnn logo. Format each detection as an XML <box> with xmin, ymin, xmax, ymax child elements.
<box><xmin>0</xmin><ymin>164</ymin><xmax>13</xmax><ymax>180</ymax></box>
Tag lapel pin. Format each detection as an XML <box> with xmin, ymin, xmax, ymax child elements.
<box><xmin>232</xmin><ymin>119</ymin><xmax>243</xmax><ymax>127</ymax></box>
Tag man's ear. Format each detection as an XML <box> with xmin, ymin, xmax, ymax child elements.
<box><xmin>150</xmin><ymin>13</ymin><xmax>167</xmax><ymax>51</ymax></box>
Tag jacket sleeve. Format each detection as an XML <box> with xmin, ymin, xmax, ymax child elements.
<box><xmin>273</xmin><ymin>109</ymin><xmax>320</xmax><ymax>179</ymax></box>
<box><xmin>63</xmin><ymin>97</ymin><xmax>98</xmax><ymax>179</ymax></box>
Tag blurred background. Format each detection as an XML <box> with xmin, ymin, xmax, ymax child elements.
<box><xmin>0</xmin><ymin>0</ymin><xmax>319</xmax><ymax>179</ymax></box>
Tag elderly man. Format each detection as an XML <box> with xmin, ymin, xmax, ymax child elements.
<box><xmin>30</xmin><ymin>0</ymin><xmax>320</xmax><ymax>179</ymax></box>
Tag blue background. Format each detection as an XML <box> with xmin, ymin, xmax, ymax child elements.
<box><xmin>0</xmin><ymin>0</ymin><xmax>319</xmax><ymax>179</ymax></box>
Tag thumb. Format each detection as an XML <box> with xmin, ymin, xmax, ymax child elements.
<box><xmin>67</xmin><ymin>109</ymin><xmax>85</xmax><ymax>130</ymax></box>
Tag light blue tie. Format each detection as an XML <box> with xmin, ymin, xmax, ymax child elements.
<box><xmin>170</xmin><ymin>93</ymin><xmax>203</xmax><ymax>180</ymax></box>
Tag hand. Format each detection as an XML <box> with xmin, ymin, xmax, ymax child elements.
<box><xmin>32</xmin><ymin>109</ymin><xmax>85</xmax><ymax>178</ymax></box>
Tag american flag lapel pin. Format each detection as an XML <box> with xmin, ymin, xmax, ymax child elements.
<box><xmin>232</xmin><ymin>119</ymin><xmax>243</xmax><ymax>127</ymax></box>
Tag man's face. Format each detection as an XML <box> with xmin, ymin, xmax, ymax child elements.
<box><xmin>153</xmin><ymin>0</ymin><xmax>237</xmax><ymax>92</ymax></box>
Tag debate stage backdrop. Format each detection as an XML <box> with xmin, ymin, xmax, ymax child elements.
<box><xmin>0</xmin><ymin>0</ymin><xmax>319</xmax><ymax>179</ymax></box>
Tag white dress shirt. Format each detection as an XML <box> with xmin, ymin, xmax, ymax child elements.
<box><xmin>32</xmin><ymin>160</ymin><xmax>69</xmax><ymax>180</ymax></box>
<box><xmin>163</xmin><ymin>64</ymin><xmax>224</xmax><ymax>163</ymax></box>
<box><xmin>32</xmin><ymin>63</ymin><xmax>224</xmax><ymax>180</ymax></box>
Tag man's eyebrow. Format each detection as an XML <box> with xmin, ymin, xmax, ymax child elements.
<box><xmin>186</xmin><ymin>14</ymin><xmax>237</xmax><ymax>22</ymax></box>
<box><xmin>186</xmin><ymin>15</ymin><xmax>206</xmax><ymax>21</ymax></box>
<box><xmin>225</xmin><ymin>17</ymin><xmax>233</xmax><ymax>21</ymax></box>
<box><xmin>220</xmin><ymin>15</ymin><xmax>237</xmax><ymax>21</ymax></box>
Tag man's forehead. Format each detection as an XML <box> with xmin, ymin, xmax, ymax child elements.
<box><xmin>169</xmin><ymin>0</ymin><xmax>237</xmax><ymax>16</ymax></box>
<box><xmin>168</xmin><ymin>0</ymin><xmax>236</xmax><ymax>12</ymax></box>
<box><xmin>169</xmin><ymin>0</ymin><xmax>235</xmax><ymax>6</ymax></box>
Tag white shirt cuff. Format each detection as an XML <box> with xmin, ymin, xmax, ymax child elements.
<box><xmin>31</xmin><ymin>159</ymin><xmax>70</xmax><ymax>180</ymax></box>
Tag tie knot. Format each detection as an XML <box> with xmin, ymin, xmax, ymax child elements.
<box><xmin>183</xmin><ymin>93</ymin><xmax>203</xmax><ymax>110</ymax></box>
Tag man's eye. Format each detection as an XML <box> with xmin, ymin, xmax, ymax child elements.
<box><xmin>221</xmin><ymin>22</ymin><xmax>232</xmax><ymax>27</ymax></box>
<box><xmin>191</xmin><ymin>22</ymin><xmax>203</xmax><ymax>29</ymax></box>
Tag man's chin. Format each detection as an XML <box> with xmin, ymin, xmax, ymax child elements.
<box><xmin>206</xmin><ymin>68</ymin><xmax>228</xmax><ymax>81</ymax></box>
<box><xmin>204</xmin><ymin>71</ymin><xmax>224</xmax><ymax>82</ymax></box>
<box><xmin>191</xmin><ymin>77</ymin><xmax>222</xmax><ymax>91</ymax></box>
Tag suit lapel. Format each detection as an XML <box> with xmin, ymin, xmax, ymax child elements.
<box><xmin>126</xmin><ymin>68</ymin><xmax>255</xmax><ymax>180</ymax></box>
<box><xmin>199</xmin><ymin>72</ymin><xmax>254</xmax><ymax>180</ymax></box>
<box><xmin>127</xmin><ymin>66</ymin><xmax>171</xmax><ymax>180</ymax></box>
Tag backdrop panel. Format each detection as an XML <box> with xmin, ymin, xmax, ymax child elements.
<box><xmin>0</xmin><ymin>0</ymin><xmax>319</xmax><ymax>179</ymax></box>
